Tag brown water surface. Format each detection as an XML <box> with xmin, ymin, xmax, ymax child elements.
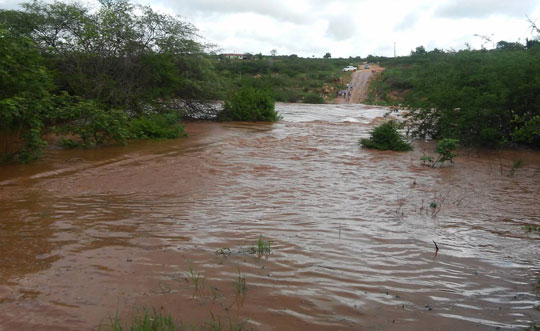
<box><xmin>1</xmin><ymin>103</ymin><xmax>539</xmax><ymax>330</ymax></box>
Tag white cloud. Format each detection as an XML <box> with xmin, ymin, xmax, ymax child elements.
<box><xmin>2</xmin><ymin>0</ymin><xmax>540</xmax><ymax>57</ymax></box>
<box><xmin>326</xmin><ymin>15</ymin><xmax>356</xmax><ymax>41</ymax></box>
<box><xmin>435</xmin><ymin>0</ymin><xmax>539</xmax><ymax>18</ymax></box>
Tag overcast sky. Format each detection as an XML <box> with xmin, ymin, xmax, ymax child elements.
<box><xmin>2</xmin><ymin>0</ymin><xmax>540</xmax><ymax>57</ymax></box>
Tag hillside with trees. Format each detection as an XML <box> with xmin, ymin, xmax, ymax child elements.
<box><xmin>212</xmin><ymin>54</ymin><xmax>357</xmax><ymax>104</ymax></box>
<box><xmin>366</xmin><ymin>39</ymin><xmax>540</xmax><ymax>148</ymax></box>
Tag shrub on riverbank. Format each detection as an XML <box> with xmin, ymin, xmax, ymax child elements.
<box><xmin>58</xmin><ymin>109</ymin><xmax>185</xmax><ymax>148</ymax></box>
<box><xmin>218</xmin><ymin>87</ymin><xmax>278</xmax><ymax>122</ymax></box>
<box><xmin>128</xmin><ymin>113</ymin><xmax>185</xmax><ymax>140</ymax></box>
<box><xmin>360</xmin><ymin>121</ymin><xmax>413</xmax><ymax>151</ymax></box>
<box><xmin>55</xmin><ymin>98</ymin><xmax>129</xmax><ymax>148</ymax></box>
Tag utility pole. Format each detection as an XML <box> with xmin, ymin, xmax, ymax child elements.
<box><xmin>394</xmin><ymin>42</ymin><xmax>396</xmax><ymax>57</ymax></box>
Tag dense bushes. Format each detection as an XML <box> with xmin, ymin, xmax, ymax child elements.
<box><xmin>128</xmin><ymin>113</ymin><xmax>185</xmax><ymax>139</ymax></box>
<box><xmin>0</xmin><ymin>0</ymin><xmax>214</xmax><ymax>161</ymax></box>
<box><xmin>55</xmin><ymin>98</ymin><xmax>129</xmax><ymax>148</ymax></box>
<box><xmin>368</xmin><ymin>48</ymin><xmax>540</xmax><ymax>148</ymax></box>
<box><xmin>360</xmin><ymin>121</ymin><xmax>412</xmax><ymax>151</ymax></box>
<box><xmin>511</xmin><ymin>115</ymin><xmax>540</xmax><ymax>146</ymax></box>
<box><xmin>218</xmin><ymin>87</ymin><xmax>278</xmax><ymax>122</ymax></box>
<box><xmin>213</xmin><ymin>55</ymin><xmax>362</xmax><ymax>104</ymax></box>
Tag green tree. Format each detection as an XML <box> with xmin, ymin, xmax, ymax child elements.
<box><xmin>323</xmin><ymin>52</ymin><xmax>331</xmax><ymax>59</ymax></box>
<box><xmin>411</xmin><ymin>46</ymin><xmax>427</xmax><ymax>56</ymax></box>
<box><xmin>218</xmin><ymin>87</ymin><xmax>278</xmax><ymax>122</ymax></box>
<box><xmin>19</xmin><ymin>0</ymin><xmax>213</xmax><ymax>112</ymax></box>
<box><xmin>0</xmin><ymin>27</ymin><xmax>54</xmax><ymax>162</ymax></box>
<box><xmin>496</xmin><ymin>40</ymin><xmax>525</xmax><ymax>51</ymax></box>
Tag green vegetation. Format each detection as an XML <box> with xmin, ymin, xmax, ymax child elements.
<box><xmin>104</xmin><ymin>309</ymin><xmax>245</xmax><ymax>331</ymax></box>
<box><xmin>0</xmin><ymin>26</ymin><xmax>54</xmax><ymax>162</ymax></box>
<box><xmin>421</xmin><ymin>138</ymin><xmax>459</xmax><ymax>167</ymax></box>
<box><xmin>366</xmin><ymin>45</ymin><xmax>540</xmax><ymax>148</ymax></box>
<box><xmin>0</xmin><ymin>0</ymin><xmax>216</xmax><ymax>161</ymax></box>
<box><xmin>107</xmin><ymin>309</ymin><xmax>178</xmax><ymax>331</ymax></box>
<box><xmin>187</xmin><ymin>264</ymin><xmax>204</xmax><ymax>291</ymax></box>
<box><xmin>523</xmin><ymin>224</ymin><xmax>540</xmax><ymax>234</ymax></box>
<box><xmin>213</xmin><ymin>55</ymin><xmax>359</xmax><ymax>103</ymax></box>
<box><xmin>255</xmin><ymin>235</ymin><xmax>272</xmax><ymax>256</ymax></box>
<box><xmin>360</xmin><ymin>121</ymin><xmax>413</xmax><ymax>151</ymax></box>
<box><xmin>55</xmin><ymin>98</ymin><xmax>130</xmax><ymax>148</ymax></box>
<box><xmin>128</xmin><ymin>113</ymin><xmax>186</xmax><ymax>140</ymax></box>
<box><xmin>218</xmin><ymin>87</ymin><xmax>278</xmax><ymax>122</ymax></box>
<box><xmin>206</xmin><ymin>312</ymin><xmax>244</xmax><ymax>331</ymax></box>
<box><xmin>303</xmin><ymin>93</ymin><xmax>325</xmax><ymax>104</ymax></box>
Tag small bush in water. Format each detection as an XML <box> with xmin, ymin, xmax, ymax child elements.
<box><xmin>421</xmin><ymin>138</ymin><xmax>459</xmax><ymax>167</ymax></box>
<box><xmin>218</xmin><ymin>87</ymin><xmax>278</xmax><ymax>122</ymax></box>
<box><xmin>360</xmin><ymin>121</ymin><xmax>412</xmax><ymax>151</ymax></box>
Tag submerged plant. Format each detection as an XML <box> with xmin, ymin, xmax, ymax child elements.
<box><xmin>421</xmin><ymin>138</ymin><xmax>459</xmax><ymax>168</ymax></box>
<box><xmin>186</xmin><ymin>264</ymin><xmax>204</xmax><ymax>291</ymax></box>
<box><xmin>104</xmin><ymin>308</ymin><xmax>245</xmax><ymax>331</ymax></box>
<box><xmin>235</xmin><ymin>268</ymin><xmax>247</xmax><ymax>295</ymax></box>
<box><xmin>215</xmin><ymin>248</ymin><xmax>232</xmax><ymax>257</ymax></box>
<box><xmin>420</xmin><ymin>155</ymin><xmax>434</xmax><ymax>165</ymax></box>
<box><xmin>434</xmin><ymin>138</ymin><xmax>458</xmax><ymax>166</ymax></box>
<box><xmin>508</xmin><ymin>159</ymin><xmax>524</xmax><ymax>177</ymax></box>
<box><xmin>522</xmin><ymin>224</ymin><xmax>540</xmax><ymax>234</ymax></box>
<box><xmin>204</xmin><ymin>312</ymin><xmax>244</xmax><ymax>331</ymax></box>
<box><xmin>256</xmin><ymin>235</ymin><xmax>271</xmax><ymax>257</ymax></box>
<box><xmin>106</xmin><ymin>308</ymin><xmax>178</xmax><ymax>331</ymax></box>
<box><xmin>360</xmin><ymin>121</ymin><xmax>413</xmax><ymax>151</ymax></box>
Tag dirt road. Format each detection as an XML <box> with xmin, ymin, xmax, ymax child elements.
<box><xmin>335</xmin><ymin>64</ymin><xmax>383</xmax><ymax>104</ymax></box>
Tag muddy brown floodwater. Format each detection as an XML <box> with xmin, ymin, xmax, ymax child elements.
<box><xmin>0</xmin><ymin>103</ymin><xmax>539</xmax><ymax>330</ymax></box>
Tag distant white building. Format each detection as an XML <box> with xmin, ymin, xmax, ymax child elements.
<box><xmin>221</xmin><ymin>53</ymin><xmax>246</xmax><ymax>60</ymax></box>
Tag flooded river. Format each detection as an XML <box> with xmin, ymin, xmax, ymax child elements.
<box><xmin>0</xmin><ymin>103</ymin><xmax>539</xmax><ymax>330</ymax></box>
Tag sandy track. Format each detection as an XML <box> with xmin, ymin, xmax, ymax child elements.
<box><xmin>335</xmin><ymin>64</ymin><xmax>383</xmax><ymax>104</ymax></box>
